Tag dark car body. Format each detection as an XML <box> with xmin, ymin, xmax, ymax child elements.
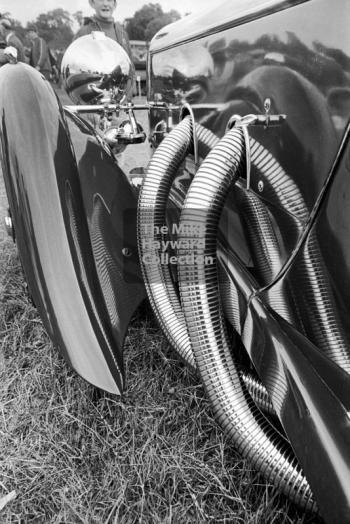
<box><xmin>1</xmin><ymin>1</ymin><xmax>350</xmax><ymax>522</ymax></box>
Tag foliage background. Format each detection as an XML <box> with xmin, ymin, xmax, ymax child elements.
<box><xmin>0</xmin><ymin>3</ymin><xmax>181</xmax><ymax>50</ymax></box>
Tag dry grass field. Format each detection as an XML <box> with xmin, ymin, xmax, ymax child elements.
<box><xmin>0</xmin><ymin>89</ymin><xmax>320</xmax><ymax>523</ymax></box>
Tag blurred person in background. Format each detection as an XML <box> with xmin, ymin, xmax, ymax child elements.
<box><xmin>27</xmin><ymin>24</ymin><xmax>52</xmax><ymax>80</ymax></box>
<box><xmin>0</xmin><ymin>18</ymin><xmax>25</xmax><ymax>63</ymax></box>
<box><xmin>0</xmin><ymin>20</ymin><xmax>6</xmax><ymax>53</ymax></box>
<box><xmin>75</xmin><ymin>0</ymin><xmax>132</xmax><ymax>58</ymax></box>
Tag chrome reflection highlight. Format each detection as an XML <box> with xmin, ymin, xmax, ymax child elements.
<box><xmin>152</xmin><ymin>44</ymin><xmax>214</xmax><ymax>103</ymax></box>
<box><xmin>61</xmin><ymin>32</ymin><xmax>134</xmax><ymax>105</ymax></box>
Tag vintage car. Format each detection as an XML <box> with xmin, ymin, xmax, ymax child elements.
<box><xmin>0</xmin><ymin>0</ymin><xmax>350</xmax><ymax>522</ymax></box>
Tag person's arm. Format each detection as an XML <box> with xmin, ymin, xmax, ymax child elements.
<box><xmin>115</xmin><ymin>23</ymin><xmax>132</xmax><ymax>59</ymax></box>
<box><xmin>73</xmin><ymin>20</ymin><xmax>94</xmax><ymax>41</ymax></box>
<box><xmin>122</xmin><ymin>26</ymin><xmax>133</xmax><ymax>59</ymax></box>
<box><xmin>0</xmin><ymin>49</ymin><xmax>8</xmax><ymax>65</ymax></box>
<box><xmin>36</xmin><ymin>38</ymin><xmax>47</xmax><ymax>70</ymax></box>
<box><xmin>10</xmin><ymin>36</ymin><xmax>25</xmax><ymax>63</ymax></box>
<box><xmin>30</xmin><ymin>39</ymin><xmax>39</xmax><ymax>68</ymax></box>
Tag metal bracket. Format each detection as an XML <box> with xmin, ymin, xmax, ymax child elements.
<box><xmin>179</xmin><ymin>103</ymin><xmax>199</xmax><ymax>169</ymax></box>
<box><xmin>226</xmin><ymin>114</ymin><xmax>253</xmax><ymax>191</ymax></box>
<box><xmin>226</xmin><ymin>112</ymin><xmax>286</xmax><ymax>129</ymax></box>
<box><xmin>225</xmin><ymin>111</ymin><xmax>286</xmax><ymax>190</ymax></box>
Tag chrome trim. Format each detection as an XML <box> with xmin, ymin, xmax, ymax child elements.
<box><xmin>150</xmin><ymin>0</ymin><xmax>310</xmax><ymax>54</ymax></box>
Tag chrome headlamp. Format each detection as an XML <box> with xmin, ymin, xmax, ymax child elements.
<box><xmin>61</xmin><ymin>31</ymin><xmax>135</xmax><ymax>105</ymax></box>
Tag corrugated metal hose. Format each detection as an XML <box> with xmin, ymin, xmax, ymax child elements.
<box><xmin>137</xmin><ymin>116</ymin><xmax>317</xmax><ymax>509</ymax></box>
<box><xmin>137</xmin><ymin>117</ymin><xmax>272</xmax><ymax>410</ymax></box>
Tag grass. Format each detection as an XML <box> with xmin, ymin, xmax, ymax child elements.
<box><xmin>0</xmin><ymin>235</ymin><xmax>322</xmax><ymax>523</ymax></box>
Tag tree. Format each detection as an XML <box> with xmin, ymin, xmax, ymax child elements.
<box><xmin>11</xmin><ymin>19</ymin><xmax>26</xmax><ymax>43</ymax></box>
<box><xmin>144</xmin><ymin>10</ymin><xmax>180</xmax><ymax>42</ymax></box>
<box><xmin>73</xmin><ymin>10</ymin><xmax>84</xmax><ymax>28</ymax></box>
<box><xmin>27</xmin><ymin>8</ymin><xmax>74</xmax><ymax>49</ymax></box>
<box><xmin>0</xmin><ymin>12</ymin><xmax>26</xmax><ymax>42</ymax></box>
<box><xmin>125</xmin><ymin>3</ymin><xmax>180</xmax><ymax>42</ymax></box>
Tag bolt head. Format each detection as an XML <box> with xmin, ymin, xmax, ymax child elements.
<box><xmin>264</xmin><ymin>98</ymin><xmax>271</xmax><ymax>113</ymax></box>
<box><xmin>258</xmin><ymin>181</ymin><xmax>264</xmax><ymax>193</ymax></box>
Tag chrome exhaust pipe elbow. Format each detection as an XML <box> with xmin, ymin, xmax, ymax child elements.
<box><xmin>137</xmin><ymin>116</ymin><xmax>219</xmax><ymax>370</ymax></box>
<box><xmin>137</xmin><ymin>118</ymin><xmax>274</xmax><ymax>414</ymax></box>
<box><xmin>177</xmin><ymin>126</ymin><xmax>315</xmax><ymax>510</ymax></box>
<box><xmin>248</xmin><ymin>139</ymin><xmax>350</xmax><ymax>372</ymax></box>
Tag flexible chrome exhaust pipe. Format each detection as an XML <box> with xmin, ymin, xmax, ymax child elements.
<box><xmin>137</xmin><ymin>116</ymin><xmax>273</xmax><ymax>414</ymax></box>
<box><xmin>245</xmin><ymin>139</ymin><xmax>350</xmax><ymax>372</ymax></box>
<box><xmin>138</xmin><ymin>112</ymin><xmax>350</xmax><ymax>510</ymax></box>
<box><xmin>137</xmin><ymin>116</ymin><xmax>217</xmax><ymax>371</ymax></box>
<box><xmin>138</xmin><ymin>118</ymin><xmax>315</xmax><ymax>510</ymax></box>
<box><xmin>232</xmin><ymin>185</ymin><xmax>294</xmax><ymax>323</ymax></box>
<box><xmin>176</xmin><ymin>125</ymin><xmax>314</xmax><ymax>509</ymax></box>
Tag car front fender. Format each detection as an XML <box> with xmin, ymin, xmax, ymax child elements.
<box><xmin>0</xmin><ymin>63</ymin><xmax>145</xmax><ymax>393</ymax></box>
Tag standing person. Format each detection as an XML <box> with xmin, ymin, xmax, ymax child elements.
<box><xmin>0</xmin><ymin>18</ymin><xmax>25</xmax><ymax>63</ymax></box>
<box><xmin>27</xmin><ymin>25</ymin><xmax>52</xmax><ymax>80</ymax></box>
<box><xmin>0</xmin><ymin>22</ymin><xmax>7</xmax><ymax>60</ymax></box>
<box><xmin>75</xmin><ymin>0</ymin><xmax>132</xmax><ymax>58</ymax></box>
